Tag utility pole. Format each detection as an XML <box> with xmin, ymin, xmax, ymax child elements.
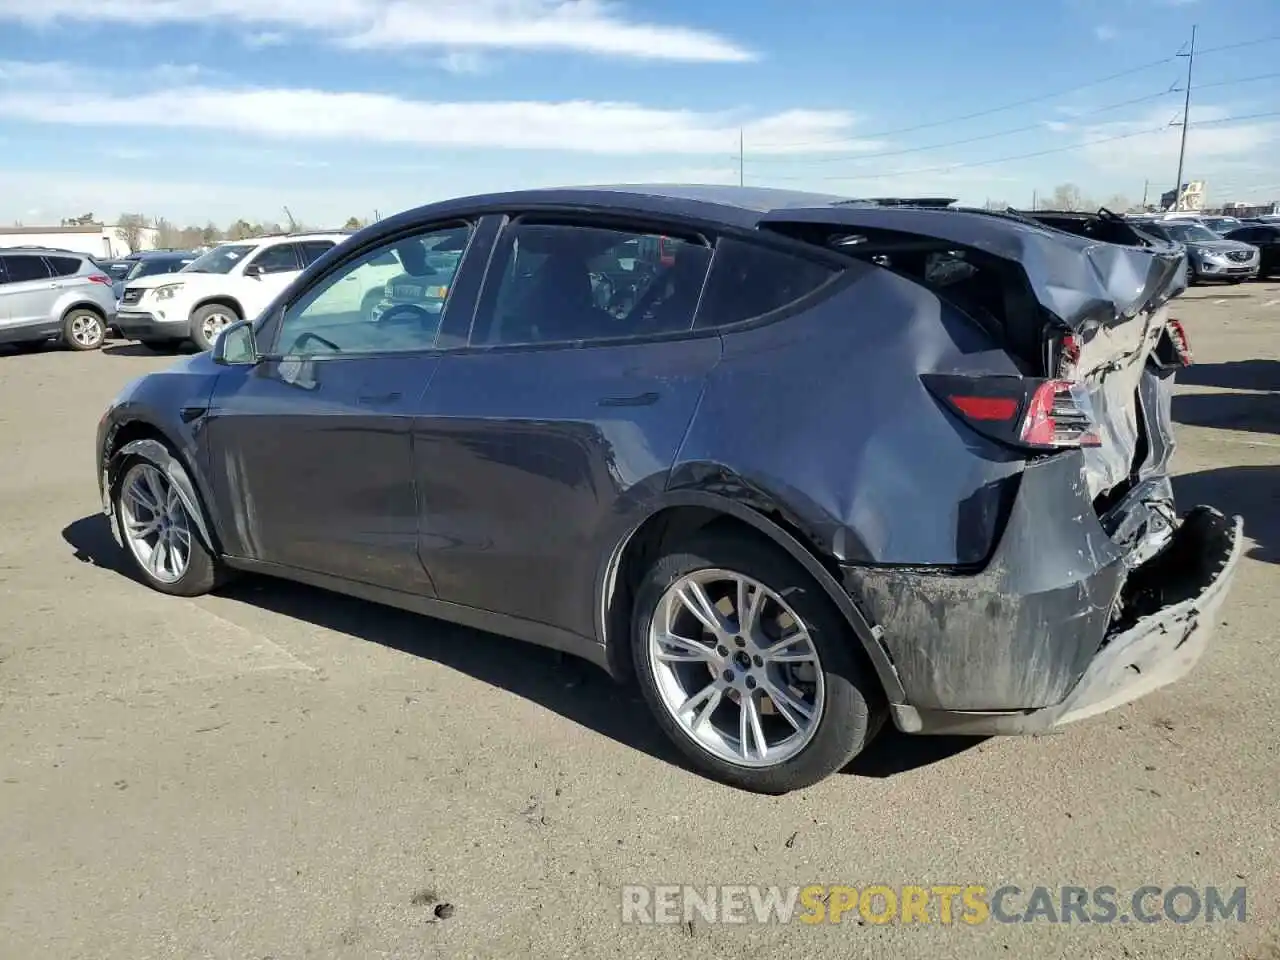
<box><xmin>1032</xmin><ymin>189</ymin><xmax>1037</xmax><ymax>211</ymax></box>
<box><xmin>1172</xmin><ymin>24</ymin><xmax>1196</xmax><ymax>211</ymax></box>
<box><xmin>738</xmin><ymin>128</ymin><xmax>745</xmax><ymax>187</ymax></box>
<box><xmin>1142</xmin><ymin>179</ymin><xmax>1149</xmax><ymax>209</ymax></box>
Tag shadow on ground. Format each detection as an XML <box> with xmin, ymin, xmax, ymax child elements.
<box><xmin>1178</xmin><ymin>359</ymin><xmax>1280</xmax><ymax>392</ymax></box>
<box><xmin>62</xmin><ymin>513</ymin><xmax>979</xmax><ymax>784</ymax></box>
<box><xmin>101</xmin><ymin>341</ymin><xmax>188</xmax><ymax>358</ymax></box>
<box><xmin>1172</xmin><ymin>391</ymin><xmax>1280</xmax><ymax>435</ymax></box>
<box><xmin>1173</xmin><ymin>466</ymin><xmax>1280</xmax><ymax>564</ymax></box>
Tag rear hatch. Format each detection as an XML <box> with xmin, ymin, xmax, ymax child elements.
<box><xmin>760</xmin><ymin>203</ymin><xmax>1188</xmax><ymax>514</ymax></box>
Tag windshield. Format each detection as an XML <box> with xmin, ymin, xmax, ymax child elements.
<box><xmin>182</xmin><ymin>244</ymin><xmax>255</xmax><ymax>274</ymax></box>
<box><xmin>1164</xmin><ymin>222</ymin><xmax>1219</xmax><ymax>243</ymax></box>
<box><xmin>125</xmin><ymin>258</ymin><xmax>190</xmax><ymax>281</ymax></box>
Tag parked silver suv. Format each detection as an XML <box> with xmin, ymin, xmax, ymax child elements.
<box><xmin>0</xmin><ymin>248</ymin><xmax>117</xmax><ymax>352</ymax></box>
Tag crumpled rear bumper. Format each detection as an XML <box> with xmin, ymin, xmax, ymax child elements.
<box><xmin>886</xmin><ymin>506</ymin><xmax>1243</xmax><ymax>735</ymax></box>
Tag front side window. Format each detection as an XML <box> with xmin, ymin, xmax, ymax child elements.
<box><xmin>274</xmin><ymin>222</ymin><xmax>473</xmax><ymax>357</ymax></box>
<box><xmin>248</xmin><ymin>244</ymin><xmax>301</xmax><ymax>275</ymax></box>
<box><xmin>300</xmin><ymin>240</ymin><xmax>336</xmax><ymax>266</ymax></box>
<box><xmin>0</xmin><ymin>255</ymin><xmax>51</xmax><ymax>283</ymax></box>
<box><xmin>472</xmin><ymin>222</ymin><xmax>712</xmax><ymax>346</ymax></box>
<box><xmin>184</xmin><ymin>244</ymin><xmax>255</xmax><ymax>275</ymax></box>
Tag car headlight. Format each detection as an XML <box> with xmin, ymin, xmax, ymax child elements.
<box><xmin>152</xmin><ymin>283</ymin><xmax>184</xmax><ymax>301</ymax></box>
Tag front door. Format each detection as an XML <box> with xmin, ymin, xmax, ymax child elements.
<box><xmin>202</xmin><ymin>221</ymin><xmax>478</xmax><ymax>594</ymax></box>
<box><xmin>414</xmin><ymin>216</ymin><xmax>721</xmax><ymax>640</ymax></box>
<box><xmin>239</xmin><ymin>242</ymin><xmax>305</xmax><ymax>319</ymax></box>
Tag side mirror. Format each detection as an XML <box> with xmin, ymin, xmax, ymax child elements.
<box><xmin>212</xmin><ymin>319</ymin><xmax>259</xmax><ymax>365</ymax></box>
<box><xmin>248</xmin><ymin>263</ymin><xmax>266</xmax><ymax>279</ymax></box>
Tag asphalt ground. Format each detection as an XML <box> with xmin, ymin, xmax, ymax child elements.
<box><xmin>2</xmin><ymin>282</ymin><xmax>1278</xmax><ymax>959</ymax></box>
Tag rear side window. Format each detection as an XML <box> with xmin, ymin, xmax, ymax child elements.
<box><xmin>300</xmin><ymin>240</ymin><xmax>336</xmax><ymax>266</ymax></box>
<box><xmin>694</xmin><ymin>237</ymin><xmax>837</xmax><ymax>328</ymax></box>
<box><xmin>471</xmin><ymin>222</ymin><xmax>712</xmax><ymax>346</ymax></box>
<box><xmin>0</xmin><ymin>255</ymin><xmax>52</xmax><ymax>283</ymax></box>
<box><xmin>46</xmin><ymin>256</ymin><xmax>83</xmax><ymax>277</ymax></box>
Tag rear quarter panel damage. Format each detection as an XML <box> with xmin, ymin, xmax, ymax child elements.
<box><xmin>670</xmin><ymin>264</ymin><xmax>1028</xmax><ymax>569</ymax></box>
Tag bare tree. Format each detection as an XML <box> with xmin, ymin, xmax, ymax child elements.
<box><xmin>1101</xmin><ymin>195</ymin><xmax>1131</xmax><ymax>214</ymax></box>
<box><xmin>343</xmin><ymin>216</ymin><xmax>368</xmax><ymax>230</ymax></box>
<box><xmin>983</xmin><ymin>199</ymin><xmax>1011</xmax><ymax>212</ymax></box>
<box><xmin>1046</xmin><ymin>183</ymin><xmax>1092</xmax><ymax>212</ymax></box>
<box><xmin>155</xmin><ymin>217</ymin><xmax>177</xmax><ymax>248</ymax></box>
<box><xmin>116</xmin><ymin>213</ymin><xmax>149</xmax><ymax>253</ymax></box>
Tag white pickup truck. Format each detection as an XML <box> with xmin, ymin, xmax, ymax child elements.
<box><xmin>114</xmin><ymin>232</ymin><xmax>402</xmax><ymax>351</ymax></box>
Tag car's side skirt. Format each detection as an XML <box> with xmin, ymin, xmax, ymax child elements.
<box><xmin>222</xmin><ymin>556</ymin><xmax>614</xmax><ymax>674</ymax></box>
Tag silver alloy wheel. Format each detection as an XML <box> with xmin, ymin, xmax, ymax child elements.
<box><xmin>201</xmin><ymin>310</ymin><xmax>234</xmax><ymax>344</ymax></box>
<box><xmin>70</xmin><ymin>313</ymin><xmax>103</xmax><ymax>347</ymax></box>
<box><xmin>647</xmin><ymin>569</ymin><xmax>826</xmax><ymax>768</ymax></box>
<box><xmin>119</xmin><ymin>462</ymin><xmax>193</xmax><ymax>585</ymax></box>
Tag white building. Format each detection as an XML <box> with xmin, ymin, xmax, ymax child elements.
<box><xmin>0</xmin><ymin>223</ymin><xmax>160</xmax><ymax>258</ymax></box>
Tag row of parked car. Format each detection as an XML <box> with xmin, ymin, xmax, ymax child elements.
<box><xmin>1122</xmin><ymin>212</ymin><xmax>1280</xmax><ymax>284</ymax></box>
<box><xmin>0</xmin><ymin>230</ymin><xmax>453</xmax><ymax>354</ymax></box>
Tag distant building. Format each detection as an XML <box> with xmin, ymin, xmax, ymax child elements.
<box><xmin>1159</xmin><ymin>180</ymin><xmax>1207</xmax><ymax>212</ymax></box>
<box><xmin>1218</xmin><ymin>201</ymin><xmax>1280</xmax><ymax>218</ymax></box>
<box><xmin>0</xmin><ymin>223</ymin><xmax>159</xmax><ymax>258</ymax></box>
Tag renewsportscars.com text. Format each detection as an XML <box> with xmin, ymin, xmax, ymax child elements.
<box><xmin>620</xmin><ymin>884</ymin><xmax>1248</xmax><ymax>926</ymax></box>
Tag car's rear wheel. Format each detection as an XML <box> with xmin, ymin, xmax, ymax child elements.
<box><xmin>61</xmin><ymin>309</ymin><xmax>106</xmax><ymax>351</ymax></box>
<box><xmin>190</xmin><ymin>304</ymin><xmax>240</xmax><ymax>352</ymax></box>
<box><xmin>631</xmin><ymin>529</ymin><xmax>884</xmax><ymax>794</ymax></box>
<box><xmin>113</xmin><ymin>457</ymin><xmax>222</xmax><ymax>596</ymax></box>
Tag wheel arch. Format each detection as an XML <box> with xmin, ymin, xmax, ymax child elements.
<box><xmin>104</xmin><ymin>420</ymin><xmax>220</xmax><ymax>557</ymax></box>
<box><xmin>190</xmin><ymin>295</ymin><xmax>245</xmax><ymax>322</ymax></box>
<box><xmin>60</xmin><ymin>299</ymin><xmax>108</xmax><ymax>322</ymax></box>
<box><xmin>598</xmin><ymin>490</ymin><xmax>904</xmax><ymax>702</ymax></box>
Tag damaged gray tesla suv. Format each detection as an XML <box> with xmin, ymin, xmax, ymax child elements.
<box><xmin>94</xmin><ymin>185</ymin><xmax>1244</xmax><ymax>794</ymax></box>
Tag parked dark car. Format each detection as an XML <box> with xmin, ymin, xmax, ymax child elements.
<box><xmin>94</xmin><ymin>186</ymin><xmax>1243</xmax><ymax>794</ymax></box>
<box><xmin>1136</xmin><ymin>220</ymin><xmax>1258</xmax><ymax>283</ymax></box>
<box><xmin>1223</xmin><ymin>223</ymin><xmax>1280</xmax><ymax>277</ymax></box>
<box><xmin>110</xmin><ymin>249</ymin><xmax>198</xmax><ymax>300</ymax></box>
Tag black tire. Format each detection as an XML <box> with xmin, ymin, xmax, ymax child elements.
<box><xmin>61</xmin><ymin>308</ymin><xmax>106</xmax><ymax>351</ymax></box>
<box><xmin>630</xmin><ymin>528</ymin><xmax>885</xmax><ymax>794</ymax></box>
<box><xmin>189</xmin><ymin>303</ymin><xmax>241</xmax><ymax>352</ymax></box>
<box><xmin>111</xmin><ymin>454</ymin><xmax>225</xmax><ymax>597</ymax></box>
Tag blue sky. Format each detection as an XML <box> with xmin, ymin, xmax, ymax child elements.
<box><xmin>0</xmin><ymin>0</ymin><xmax>1277</xmax><ymax>226</ymax></box>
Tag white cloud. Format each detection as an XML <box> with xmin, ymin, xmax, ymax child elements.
<box><xmin>0</xmin><ymin>0</ymin><xmax>754</xmax><ymax>63</ymax></box>
<box><xmin>1078</xmin><ymin>103</ymin><xmax>1280</xmax><ymax>172</ymax></box>
<box><xmin>0</xmin><ymin>61</ymin><xmax>867</xmax><ymax>156</ymax></box>
<box><xmin>436</xmin><ymin>50</ymin><xmax>489</xmax><ymax>75</ymax></box>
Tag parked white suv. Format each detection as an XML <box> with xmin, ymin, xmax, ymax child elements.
<box><xmin>114</xmin><ymin>232</ymin><xmax>400</xmax><ymax>351</ymax></box>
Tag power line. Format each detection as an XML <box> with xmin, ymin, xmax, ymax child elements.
<box><xmin>1194</xmin><ymin>71</ymin><xmax>1280</xmax><ymax>92</ymax></box>
<box><xmin>746</xmin><ymin>32</ymin><xmax>1280</xmax><ymax>153</ymax></box>
<box><xmin>751</xmin><ymin>110</ymin><xmax>1280</xmax><ymax>184</ymax></box>
<box><xmin>746</xmin><ymin>90</ymin><xmax>1178</xmax><ymax>166</ymax></box>
<box><xmin>746</xmin><ymin>56</ymin><xmax>1179</xmax><ymax>150</ymax></box>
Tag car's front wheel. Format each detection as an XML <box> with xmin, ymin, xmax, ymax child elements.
<box><xmin>190</xmin><ymin>304</ymin><xmax>241</xmax><ymax>352</ymax></box>
<box><xmin>113</xmin><ymin>456</ymin><xmax>222</xmax><ymax>596</ymax></box>
<box><xmin>631</xmin><ymin>529</ymin><xmax>884</xmax><ymax>794</ymax></box>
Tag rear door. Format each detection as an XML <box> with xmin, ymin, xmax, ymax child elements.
<box><xmin>0</xmin><ymin>255</ymin><xmax>56</xmax><ymax>325</ymax></box>
<box><xmin>412</xmin><ymin>215</ymin><xmax>720</xmax><ymax>639</ymax></box>
<box><xmin>203</xmin><ymin>221</ymin><xmax>480</xmax><ymax>593</ymax></box>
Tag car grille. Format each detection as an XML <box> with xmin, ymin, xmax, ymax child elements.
<box><xmin>121</xmin><ymin>287</ymin><xmax>143</xmax><ymax>306</ymax></box>
<box><xmin>1226</xmin><ymin>250</ymin><xmax>1253</xmax><ymax>263</ymax></box>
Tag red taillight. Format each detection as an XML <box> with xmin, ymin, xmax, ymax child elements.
<box><xmin>86</xmin><ymin>274</ymin><xmax>113</xmax><ymax>285</ymax></box>
<box><xmin>948</xmin><ymin>395</ymin><xmax>1020</xmax><ymax>421</ymax></box>
<box><xmin>1166</xmin><ymin>318</ymin><xmax>1193</xmax><ymax>366</ymax></box>
<box><xmin>923</xmin><ymin>373</ymin><xmax>1102</xmax><ymax>452</ymax></box>
<box><xmin>1019</xmin><ymin>379</ymin><xmax>1101</xmax><ymax>448</ymax></box>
